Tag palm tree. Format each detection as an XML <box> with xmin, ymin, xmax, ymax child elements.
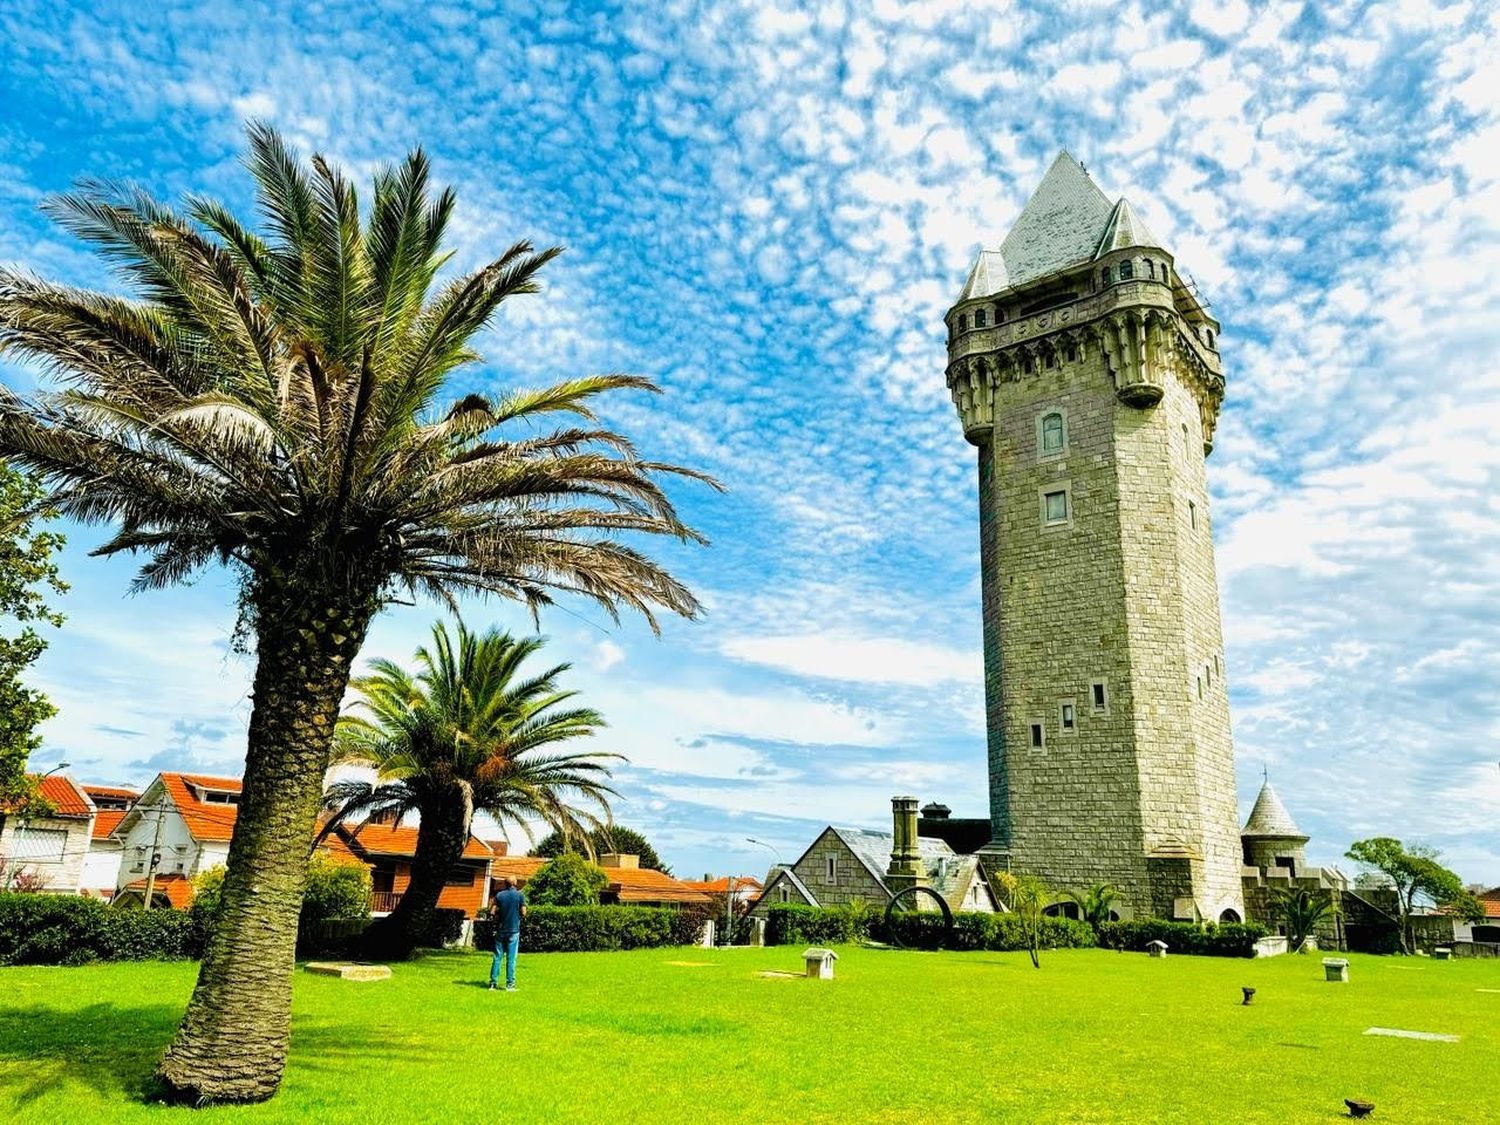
<box><xmin>0</xmin><ymin>124</ymin><xmax>714</xmax><ymax>1103</ymax></box>
<box><xmin>1270</xmin><ymin>885</ymin><xmax>1338</xmax><ymax>952</ymax></box>
<box><xmin>1065</xmin><ymin>881</ymin><xmax>1120</xmax><ymax>935</ymax></box>
<box><xmin>318</xmin><ymin>620</ymin><xmax>616</xmax><ymax>959</ymax></box>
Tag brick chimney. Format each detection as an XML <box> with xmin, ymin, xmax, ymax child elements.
<box><xmin>598</xmin><ymin>853</ymin><xmax>639</xmax><ymax>869</ymax></box>
<box><xmin>885</xmin><ymin>796</ymin><xmax>927</xmax><ymax>890</ymax></box>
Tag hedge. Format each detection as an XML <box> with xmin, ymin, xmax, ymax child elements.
<box><xmin>473</xmin><ymin>905</ymin><xmax>707</xmax><ymax>952</ymax></box>
<box><xmin>1097</xmin><ymin>919</ymin><xmax>1270</xmax><ymax>958</ymax></box>
<box><xmin>764</xmin><ymin>903</ymin><xmax>872</xmax><ymax>946</ymax></box>
<box><xmin>763</xmin><ymin>903</ymin><xmax>1098</xmax><ymax>952</ymax></box>
<box><xmin>0</xmin><ymin>893</ymin><xmax>206</xmax><ymax>965</ymax></box>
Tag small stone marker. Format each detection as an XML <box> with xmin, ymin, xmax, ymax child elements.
<box><xmin>304</xmin><ymin>962</ymin><xmax>391</xmax><ymax>981</ymax></box>
<box><xmin>1323</xmin><ymin>957</ymin><xmax>1349</xmax><ymax>982</ymax></box>
<box><xmin>1345</xmin><ymin>1098</ymin><xmax>1375</xmax><ymax>1118</ymax></box>
<box><xmin>1433</xmin><ymin>947</ymin><xmax>1452</xmax><ymax>961</ymax></box>
<box><xmin>1146</xmin><ymin>939</ymin><xmax>1168</xmax><ymax>959</ymax></box>
<box><xmin>802</xmin><ymin>947</ymin><xmax>838</xmax><ymax>979</ymax></box>
<box><xmin>1364</xmin><ymin>1027</ymin><xmax>1458</xmax><ymax>1043</ymax></box>
<box><xmin>1241</xmin><ymin>987</ymin><xmax>1256</xmax><ymax>1006</ymax></box>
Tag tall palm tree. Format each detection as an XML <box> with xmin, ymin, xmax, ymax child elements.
<box><xmin>0</xmin><ymin>124</ymin><xmax>714</xmax><ymax>1103</ymax></box>
<box><xmin>319</xmin><ymin>620</ymin><xmax>616</xmax><ymax>959</ymax></box>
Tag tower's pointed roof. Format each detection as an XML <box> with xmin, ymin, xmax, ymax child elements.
<box><xmin>1094</xmin><ymin>197</ymin><xmax>1163</xmax><ymax>257</ymax></box>
<box><xmin>959</xmin><ymin>250</ymin><xmax>1009</xmax><ymax>301</ymax></box>
<box><xmin>1241</xmin><ymin>780</ymin><xmax>1308</xmax><ymax>840</ymax></box>
<box><xmin>995</xmin><ymin>151</ymin><xmax>1115</xmax><ymax>290</ymax></box>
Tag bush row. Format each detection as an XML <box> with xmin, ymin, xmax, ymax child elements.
<box><xmin>1096</xmin><ymin>919</ymin><xmax>1270</xmax><ymax>958</ymax></box>
<box><xmin>762</xmin><ymin>903</ymin><xmax>1096</xmax><ymax>952</ymax></box>
<box><xmin>473</xmin><ymin>904</ymin><xmax>708</xmax><ymax>952</ymax></box>
<box><xmin>0</xmin><ymin>893</ymin><xmax>207</xmax><ymax>965</ymax></box>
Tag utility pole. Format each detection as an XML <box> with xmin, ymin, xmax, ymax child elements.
<box><xmin>142</xmin><ymin>802</ymin><xmax>167</xmax><ymax>911</ymax></box>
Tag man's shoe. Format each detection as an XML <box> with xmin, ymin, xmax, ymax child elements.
<box><xmin>487</xmin><ymin>983</ymin><xmax>497</xmax><ymax>991</ymax></box>
<box><xmin>505</xmin><ymin>985</ymin><xmax>517</xmax><ymax>992</ymax></box>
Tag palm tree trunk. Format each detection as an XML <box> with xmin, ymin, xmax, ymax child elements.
<box><xmin>362</xmin><ymin>779</ymin><xmax>472</xmax><ymax>961</ymax></box>
<box><xmin>157</xmin><ymin>581</ymin><xmax>375</xmax><ymax>1104</ymax></box>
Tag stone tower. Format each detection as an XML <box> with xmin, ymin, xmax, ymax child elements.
<box><xmin>944</xmin><ymin>151</ymin><xmax>1243</xmax><ymax>922</ymax></box>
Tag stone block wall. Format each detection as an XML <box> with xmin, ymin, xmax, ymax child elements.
<box><xmin>792</xmin><ymin>830</ymin><xmax>889</xmax><ymax>908</ymax></box>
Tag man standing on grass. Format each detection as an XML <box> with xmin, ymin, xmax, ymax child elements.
<box><xmin>489</xmin><ymin>876</ymin><xmax>527</xmax><ymax>992</ymax></box>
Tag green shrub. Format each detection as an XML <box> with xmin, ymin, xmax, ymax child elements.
<box><xmin>302</xmin><ymin>855</ymin><xmax>373</xmax><ymax>925</ymax></box>
<box><xmin>764</xmin><ymin>903</ymin><xmax>1097</xmax><ymax>952</ymax></box>
<box><xmin>1097</xmin><ymin>919</ymin><xmax>1269</xmax><ymax>958</ymax></box>
<box><xmin>473</xmin><ymin>905</ymin><xmax>693</xmax><ymax>952</ymax></box>
<box><xmin>421</xmin><ymin>907</ymin><xmax>466</xmax><ymax>949</ymax></box>
<box><xmin>0</xmin><ymin>892</ymin><xmax>205</xmax><ymax>965</ymax></box>
<box><xmin>525</xmin><ymin>853</ymin><xmax>609</xmax><ymax>906</ymax></box>
<box><xmin>764</xmin><ymin>903</ymin><xmax>871</xmax><ymax>946</ymax></box>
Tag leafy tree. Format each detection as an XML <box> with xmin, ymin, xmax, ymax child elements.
<box><xmin>320</xmin><ymin>621</ymin><xmax>615</xmax><ymax>959</ymax></box>
<box><xmin>0</xmin><ymin>463</ymin><xmax>65</xmax><ymax>809</ymax></box>
<box><xmin>0</xmin><ymin>124</ymin><xmax>713</xmax><ymax>1103</ymax></box>
<box><xmin>534</xmin><ymin>823</ymin><xmax>668</xmax><ymax>873</ymax></box>
<box><xmin>525</xmin><ymin>851</ymin><xmax>608</xmax><ymax>906</ymax></box>
<box><xmin>995</xmin><ymin>871</ymin><xmax>1050</xmax><ymax>969</ymax></box>
<box><xmin>1064</xmin><ymin>881</ymin><xmax>1120</xmax><ymax>935</ymax></box>
<box><xmin>1346</xmin><ymin>837</ymin><xmax>1485</xmax><ymax>954</ymax></box>
<box><xmin>300</xmin><ymin>854</ymin><xmax>372</xmax><ymax>924</ymax></box>
<box><xmin>1269</xmin><ymin>885</ymin><xmax>1338</xmax><ymax>952</ymax></box>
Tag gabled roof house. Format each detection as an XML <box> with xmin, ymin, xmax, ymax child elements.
<box><xmin>0</xmin><ymin>773</ymin><xmax>98</xmax><ymax>894</ymax></box>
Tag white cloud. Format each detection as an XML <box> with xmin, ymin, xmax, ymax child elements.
<box><xmin>720</xmin><ymin>633</ymin><xmax>979</xmax><ymax>687</ymax></box>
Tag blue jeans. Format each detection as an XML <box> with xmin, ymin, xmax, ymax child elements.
<box><xmin>490</xmin><ymin>931</ymin><xmax>520</xmax><ymax>988</ymax></box>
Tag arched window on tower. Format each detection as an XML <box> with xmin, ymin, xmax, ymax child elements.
<box><xmin>1145</xmin><ymin>259</ymin><xmax>1155</xmax><ymax>279</ymax></box>
<box><xmin>1118</xmin><ymin>259</ymin><xmax>1134</xmax><ymax>280</ymax></box>
<box><xmin>1100</xmin><ymin>267</ymin><xmax>1112</xmax><ymax>287</ymax></box>
<box><xmin>974</xmin><ymin>307</ymin><xmax>987</xmax><ymax>328</ymax></box>
<box><xmin>958</xmin><ymin>314</ymin><xmax>967</xmax><ymax>332</ymax></box>
<box><xmin>1040</xmin><ymin>412</ymin><xmax>1065</xmax><ymax>455</ymax></box>
<box><xmin>994</xmin><ymin>304</ymin><xmax>1005</xmax><ymax>324</ymax></box>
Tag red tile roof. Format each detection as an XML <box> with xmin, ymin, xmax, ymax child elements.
<box><xmin>160</xmin><ymin>773</ymin><xmax>242</xmax><ymax>842</ymax></box>
<box><xmin>92</xmin><ymin>810</ymin><xmax>128</xmax><ymax>840</ymax></box>
<box><xmin>123</xmin><ymin>873</ymin><xmax>194</xmax><ymax>909</ymax></box>
<box><xmin>681</xmin><ymin>876</ymin><xmax>763</xmax><ymax>895</ymax></box>
<box><xmin>335</xmin><ymin>822</ymin><xmax>493</xmax><ymax>862</ymax></box>
<box><xmin>31</xmin><ymin>775</ymin><xmax>94</xmax><ymax>818</ymax></box>
<box><xmin>603</xmin><ymin>866</ymin><xmax>711</xmax><ymax>905</ymax></box>
<box><xmin>82</xmin><ymin>784</ymin><xmax>139</xmax><ymax>802</ymax></box>
<box><xmin>489</xmin><ymin>856</ymin><xmax>546</xmax><ymax>884</ymax></box>
<box><xmin>1478</xmin><ymin>888</ymin><xmax>1500</xmax><ymax>919</ymax></box>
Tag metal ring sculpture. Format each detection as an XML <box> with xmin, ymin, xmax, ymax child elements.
<box><xmin>883</xmin><ymin>885</ymin><xmax>954</xmax><ymax>950</ymax></box>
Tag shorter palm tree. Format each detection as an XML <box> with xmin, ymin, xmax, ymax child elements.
<box><xmin>1270</xmin><ymin>886</ymin><xmax>1338</xmax><ymax>952</ymax></box>
<box><xmin>322</xmin><ymin>620</ymin><xmax>616</xmax><ymax>959</ymax></box>
<box><xmin>1065</xmin><ymin>882</ymin><xmax>1120</xmax><ymax>934</ymax></box>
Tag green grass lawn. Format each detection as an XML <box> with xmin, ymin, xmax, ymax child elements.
<box><xmin>1</xmin><ymin>947</ymin><xmax>1496</xmax><ymax>1123</ymax></box>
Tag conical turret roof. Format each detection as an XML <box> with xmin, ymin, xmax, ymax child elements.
<box><xmin>1241</xmin><ymin>780</ymin><xmax>1307</xmax><ymax>840</ymax></box>
<box><xmin>1094</xmin><ymin>197</ymin><xmax>1163</xmax><ymax>257</ymax></box>
<box><xmin>959</xmin><ymin>250</ymin><xmax>1009</xmax><ymax>301</ymax></box>
<box><xmin>996</xmin><ymin>151</ymin><xmax>1115</xmax><ymax>289</ymax></box>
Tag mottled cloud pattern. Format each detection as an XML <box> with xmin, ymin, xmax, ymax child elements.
<box><xmin>2</xmin><ymin>0</ymin><xmax>1497</xmax><ymax>883</ymax></box>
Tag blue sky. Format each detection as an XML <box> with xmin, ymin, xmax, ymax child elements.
<box><xmin>2</xmin><ymin>0</ymin><xmax>1497</xmax><ymax>885</ymax></box>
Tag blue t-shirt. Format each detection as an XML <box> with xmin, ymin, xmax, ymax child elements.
<box><xmin>493</xmin><ymin>888</ymin><xmax>526</xmax><ymax>935</ymax></box>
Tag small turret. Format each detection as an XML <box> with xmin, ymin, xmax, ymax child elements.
<box><xmin>1240</xmin><ymin>778</ymin><xmax>1309</xmax><ymax>873</ymax></box>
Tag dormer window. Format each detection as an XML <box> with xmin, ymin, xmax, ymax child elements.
<box><xmin>1118</xmin><ymin>260</ymin><xmax>1134</xmax><ymax>280</ymax></box>
<box><xmin>974</xmin><ymin>307</ymin><xmax>987</xmax><ymax>328</ymax></box>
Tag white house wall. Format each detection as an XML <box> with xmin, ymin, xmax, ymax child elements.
<box><xmin>0</xmin><ymin>813</ymin><xmax>93</xmax><ymax>894</ymax></box>
<box><xmin>81</xmin><ymin>841</ymin><xmax>123</xmax><ymax>895</ymax></box>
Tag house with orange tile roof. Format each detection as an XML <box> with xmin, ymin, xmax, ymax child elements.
<box><xmin>681</xmin><ymin>875</ymin><xmax>764</xmax><ymax>906</ymax></box>
<box><xmin>317</xmin><ymin>818</ymin><xmax>499</xmax><ymax>919</ymax></box>
<box><xmin>107</xmin><ymin>773</ymin><xmax>243</xmax><ymax>908</ymax></box>
<box><xmin>0</xmin><ymin>773</ymin><xmax>99</xmax><ymax>894</ymax></box>
<box><xmin>485</xmin><ymin>853</ymin><xmax>710</xmax><ymax>908</ymax></box>
<box><xmin>80</xmin><ymin>784</ymin><xmax>138</xmax><ymax>899</ymax></box>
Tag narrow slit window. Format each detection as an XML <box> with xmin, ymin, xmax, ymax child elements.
<box><xmin>1060</xmin><ymin>702</ymin><xmax>1076</xmax><ymax>731</ymax></box>
<box><xmin>779</xmin><ymin>886</ymin><xmax>790</xmax><ymax>903</ymax></box>
<box><xmin>1030</xmin><ymin>723</ymin><xmax>1044</xmax><ymax>750</ymax></box>
<box><xmin>958</xmin><ymin>314</ymin><xmax>967</xmax><ymax>331</ymax></box>
<box><xmin>1188</xmin><ymin>500</ymin><xmax>1197</xmax><ymax>530</ymax></box>
<box><xmin>825</xmin><ymin>855</ymin><xmax>836</xmax><ymax>881</ymax></box>
<box><xmin>1091</xmin><ymin>681</ymin><xmax>1107</xmax><ymax>712</ymax></box>
<box><xmin>1100</xmin><ymin>267</ymin><xmax>1111</xmax><ymax>286</ymax></box>
<box><xmin>1197</xmin><ymin>676</ymin><xmax>1204</xmax><ymax>700</ymax></box>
